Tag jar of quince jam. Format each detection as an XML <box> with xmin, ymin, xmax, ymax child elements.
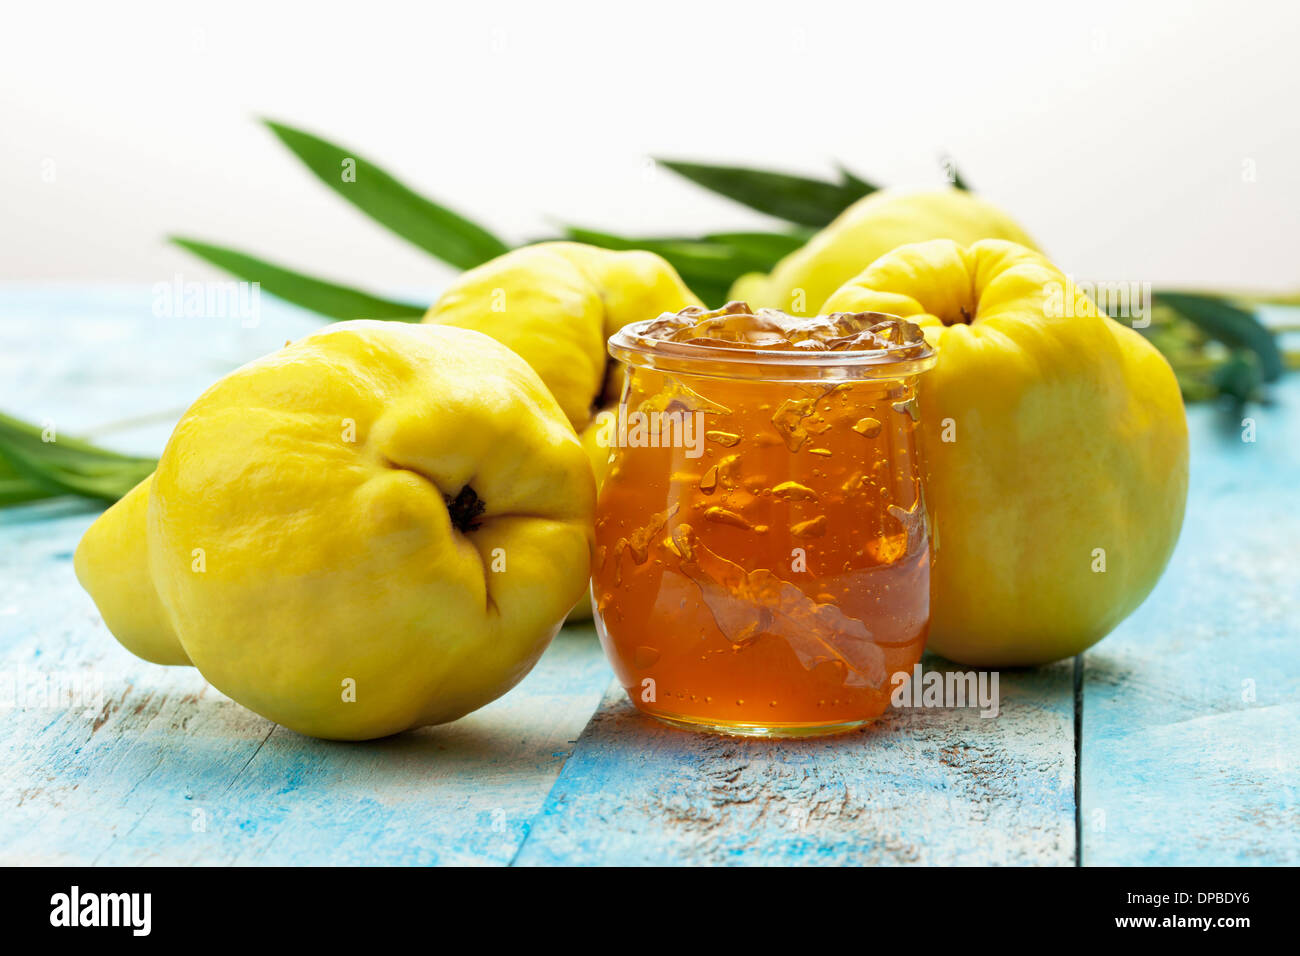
<box><xmin>591</xmin><ymin>302</ymin><xmax>937</xmax><ymax>737</ymax></box>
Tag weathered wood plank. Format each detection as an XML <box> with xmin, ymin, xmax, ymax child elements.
<box><xmin>0</xmin><ymin>507</ymin><xmax>611</xmax><ymax>865</ymax></box>
<box><xmin>1079</xmin><ymin>376</ymin><xmax>1300</xmax><ymax>865</ymax></box>
<box><xmin>515</xmin><ymin>659</ymin><xmax>1076</xmax><ymax>866</ymax></box>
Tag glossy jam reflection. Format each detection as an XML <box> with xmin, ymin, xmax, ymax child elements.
<box><xmin>593</xmin><ymin>304</ymin><xmax>934</xmax><ymax>736</ymax></box>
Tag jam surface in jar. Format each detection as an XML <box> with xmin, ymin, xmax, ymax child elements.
<box><xmin>593</xmin><ymin>303</ymin><xmax>937</xmax><ymax>737</ymax></box>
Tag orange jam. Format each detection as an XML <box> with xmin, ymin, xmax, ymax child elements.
<box><xmin>592</xmin><ymin>303</ymin><xmax>937</xmax><ymax>737</ymax></box>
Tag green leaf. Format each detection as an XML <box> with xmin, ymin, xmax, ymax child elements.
<box><xmin>264</xmin><ymin>119</ymin><xmax>510</xmax><ymax>269</ymax></box>
<box><xmin>556</xmin><ymin>227</ymin><xmax>794</xmax><ymax>305</ymax></box>
<box><xmin>1210</xmin><ymin>351</ymin><xmax>1264</xmax><ymax>406</ymax></box>
<box><xmin>1155</xmin><ymin>292</ymin><xmax>1284</xmax><ymax>382</ymax></box>
<box><xmin>837</xmin><ymin>165</ymin><xmax>878</xmax><ymax>196</ymax></box>
<box><xmin>560</xmin><ymin>228</ymin><xmax>765</xmax><ymax>278</ymax></box>
<box><xmin>0</xmin><ymin>412</ymin><xmax>149</xmax><ymax>463</ymax></box>
<box><xmin>171</xmin><ymin>238</ymin><xmax>426</xmax><ymax>321</ymax></box>
<box><xmin>655</xmin><ymin>160</ymin><xmax>878</xmax><ymax>228</ymax></box>
<box><xmin>0</xmin><ymin>412</ymin><xmax>157</xmax><ymax>504</ymax></box>
<box><xmin>700</xmin><ymin>230</ymin><xmax>810</xmax><ymax>262</ymax></box>
<box><xmin>0</xmin><ymin>458</ymin><xmax>54</xmax><ymax>507</ymax></box>
<box><xmin>558</xmin><ymin>227</ymin><xmax>806</xmax><ymax>273</ymax></box>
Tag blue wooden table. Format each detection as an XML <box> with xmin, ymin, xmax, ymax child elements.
<box><xmin>2</xmin><ymin>288</ymin><xmax>1296</xmax><ymax>866</ymax></box>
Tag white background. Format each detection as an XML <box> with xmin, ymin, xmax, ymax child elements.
<box><xmin>2</xmin><ymin>0</ymin><xmax>1297</xmax><ymax>297</ymax></box>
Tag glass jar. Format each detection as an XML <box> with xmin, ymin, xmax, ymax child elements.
<box><xmin>591</xmin><ymin>312</ymin><xmax>937</xmax><ymax>737</ymax></box>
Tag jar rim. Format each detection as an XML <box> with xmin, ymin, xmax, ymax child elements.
<box><xmin>608</xmin><ymin>313</ymin><xmax>937</xmax><ymax>382</ymax></box>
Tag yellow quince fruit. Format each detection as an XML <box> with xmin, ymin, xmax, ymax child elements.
<box><xmin>425</xmin><ymin>242</ymin><xmax>699</xmax><ymax>620</ymax></box>
<box><xmin>738</xmin><ymin>188</ymin><xmax>1040</xmax><ymax>316</ymax></box>
<box><xmin>74</xmin><ymin>475</ymin><xmax>191</xmax><ymax>666</ymax></box>
<box><xmin>823</xmin><ymin>239</ymin><xmax>1188</xmax><ymax>665</ymax></box>
<box><xmin>424</xmin><ymin>241</ymin><xmax>701</xmax><ymax>488</ymax></box>
<box><xmin>75</xmin><ymin>321</ymin><xmax>595</xmax><ymax>739</ymax></box>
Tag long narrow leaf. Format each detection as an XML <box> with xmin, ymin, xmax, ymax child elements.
<box><xmin>1211</xmin><ymin>351</ymin><xmax>1265</xmax><ymax>405</ymax></box>
<box><xmin>837</xmin><ymin>165</ymin><xmax>877</xmax><ymax>196</ymax></box>
<box><xmin>655</xmin><ymin>160</ymin><xmax>877</xmax><ymax>227</ymax></box>
<box><xmin>1155</xmin><ymin>292</ymin><xmax>1284</xmax><ymax>382</ymax></box>
<box><xmin>265</xmin><ymin>120</ymin><xmax>510</xmax><ymax>269</ymax></box>
<box><xmin>0</xmin><ymin>412</ymin><xmax>156</xmax><ymax>503</ymax></box>
<box><xmin>0</xmin><ymin>457</ymin><xmax>54</xmax><ymax>507</ymax></box>
<box><xmin>2</xmin><ymin>445</ymin><xmax>152</xmax><ymax>501</ymax></box>
<box><xmin>557</xmin><ymin>228</ymin><xmax>759</xmax><ymax>304</ymax></box>
<box><xmin>171</xmin><ymin>238</ymin><xmax>426</xmax><ymax>321</ymax></box>
<box><xmin>554</xmin><ymin>226</ymin><xmax>813</xmax><ymax>305</ymax></box>
<box><xmin>559</xmin><ymin>228</ymin><xmax>770</xmax><ymax>278</ymax></box>
<box><xmin>701</xmin><ymin>231</ymin><xmax>810</xmax><ymax>261</ymax></box>
<box><xmin>558</xmin><ymin>227</ymin><xmax>806</xmax><ymax>274</ymax></box>
<box><xmin>0</xmin><ymin>412</ymin><xmax>155</xmax><ymax>463</ymax></box>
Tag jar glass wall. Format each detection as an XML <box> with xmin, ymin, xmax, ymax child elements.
<box><xmin>592</xmin><ymin>310</ymin><xmax>937</xmax><ymax>737</ymax></box>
